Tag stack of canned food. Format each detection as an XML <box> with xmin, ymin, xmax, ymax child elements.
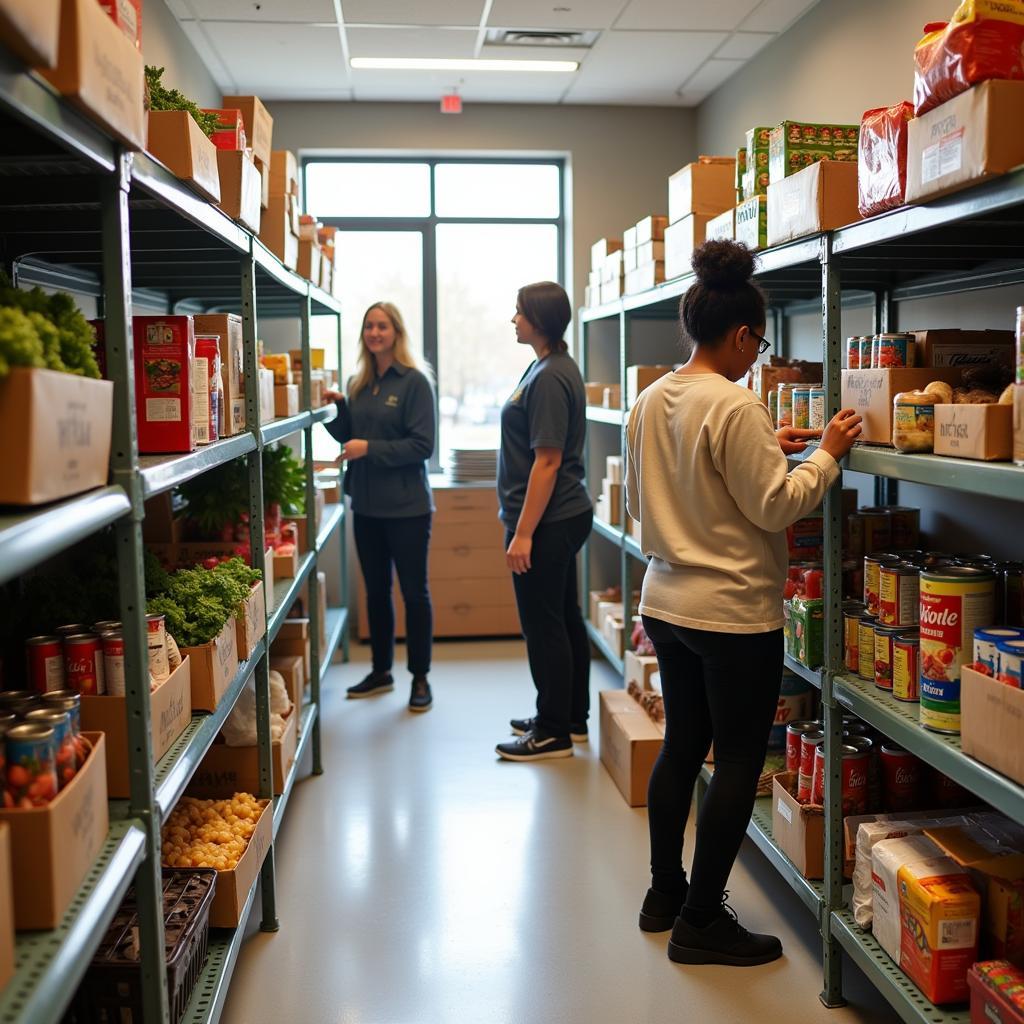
<box><xmin>846</xmin><ymin>333</ymin><xmax>917</xmax><ymax>369</ymax></box>
<box><xmin>773</xmin><ymin>380</ymin><xmax>826</xmax><ymax>430</ymax></box>
<box><xmin>0</xmin><ymin>689</ymin><xmax>85</xmax><ymax>808</ymax></box>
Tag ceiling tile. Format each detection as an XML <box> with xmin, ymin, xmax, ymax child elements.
<box><xmin>615</xmin><ymin>0</ymin><xmax>761</xmax><ymax>32</ymax></box>
<box><xmin>677</xmin><ymin>57</ymin><xmax>744</xmax><ymax>95</ymax></box>
<box><xmin>486</xmin><ymin>0</ymin><xmax>628</xmax><ymax>31</ymax></box>
<box><xmin>346</xmin><ymin>26</ymin><xmax>479</xmax><ymax>58</ymax></box>
<box><xmin>478</xmin><ymin>44</ymin><xmax>589</xmax><ymax>62</ymax></box>
<box><xmin>174</xmin><ymin>0</ymin><xmax>336</xmax><ymax>22</ymax></box>
<box><xmin>342</xmin><ymin>0</ymin><xmax>485</xmax><ymax>26</ymax></box>
<box><xmin>741</xmin><ymin>0</ymin><xmax>818</xmax><ymax>33</ymax></box>
<box><xmin>715</xmin><ymin>31</ymin><xmax>774</xmax><ymax>59</ymax></box>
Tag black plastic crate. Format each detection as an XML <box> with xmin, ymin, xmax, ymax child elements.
<box><xmin>66</xmin><ymin>869</ymin><xmax>217</xmax><ymax>1024</ymax></box>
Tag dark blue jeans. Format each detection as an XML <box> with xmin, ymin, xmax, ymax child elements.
<box><xmin>353</xmin><ymin>512</ymin><xmax>433</xmax><ymax>677</ymax></box>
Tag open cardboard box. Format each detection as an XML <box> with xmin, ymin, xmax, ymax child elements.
<box><xmin>840</xmin><ymin>367</ymin><xmax>961</xmax><ymax>445</ymax></box>
<box><xmin>962</xmin><ymin>665</ymin><xmax>1024</xmax><ymax>787</ymax></box>
<box><xmin>147</xmin><ymin>110</ymin><xmax>221</xmax><ymax>203</ymax></box>
<box><xmin>188</xmin><ymin>705</ymin><xmax>297</xmax><ymax>798</ymax></box>
<box><xmin>599</xmin><ymin>690</ymin><xmax>663</xmax><ymax>807</ymax></box>
<box><xmin>767</xmin><ymin>160</ymin><xmax>859</xmax><ymax>247</ymax></box>
<box><xmin>216</xmin><ymin>150</ymin><xmax>262</xmax><ymax>233</ymax></box>
<box><xmin>0</xmin><ymin>733</ymin><xmax>108</xmax><ymax>929</ymax></box>
<box><xmin>933</xmin><ymin>403</ymin><xmax>1013</xmax><ymax>461</ymax></box>
<box><xmin>624</xmin><ymin>650</ymin><xmax>659</xmax><ymax>691</ymax></box>
<box><xmin>272</xmin><ymin>620</ymin><xmax>310</xmax><ymax>688</ymax></box>
<box><xmin>270</xmin><ymin>654</ymin><xmax>305</xmax><ymax>713</ymax></box>
<box><xmin>81</xmin><ymin>655</ymin><xmax>192</xmax><ymax>799</ymax></box>
<box><xmin>1</xmin><ymin>0</ymin><xmax>59</xmax><ymax>65</ymax></box>
<box><xmin>772</xmin><ymin>772</ymin><xmax>824</xmax><ymax>879</ymax></box>
<box><xmin>40</xmin><ymin>0</ymin><xmax>145</xmax><ymax>149</ymax></box>
<box><xmin>182</xmin><ymin>619</ymin><xmax>239</xmax><ymax>712</ymax></box>
<box><xmin>0</xmin><ymin>367</ymin><xmax>113</xmax><ymax>505</ymax></box>
<box><xmin>222</xmin><ymin>95</ymin><xmax>273</xmax><ymax>169</ymax></box>
<box><xmin>0</xmin><ymin>824</ymin><xmax>12</xmax><ymax>992</ymax></box>
<box><xmin>207</xmin><ymin>796</ymin><xmax>273</xmax><ymax>928</ymax></box>
<box><xmin>236</xmin><ymin>581</ymin><xmax>267</xmax><ymax>661</ymax></box>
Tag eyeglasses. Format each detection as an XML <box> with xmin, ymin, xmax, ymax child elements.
<box><xmin>748</xmin><ymin>330</ymin><xmax>772</xmax><ymax>355</ymax></box>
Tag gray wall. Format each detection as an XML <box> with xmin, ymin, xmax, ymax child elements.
<box><xmin>266</xmin><ymin>101</ymin><xmax>697</xmax><ymax>310</ymax></box>
<box><xmin>143</xmin><ymin>0</ymin><xmax>220</xmax><ymax>108</ymax></box>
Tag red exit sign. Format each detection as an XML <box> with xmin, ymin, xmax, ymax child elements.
<box><xmin>440</xmin><ymin>94</ymin><xmax>462</xmax><ymax>114</ymax></box>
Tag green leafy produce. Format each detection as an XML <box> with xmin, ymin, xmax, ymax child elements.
<box><xmin>0</xmin><ymin>308</ymin><xmax>47</xmax><ymax>377</ymax></box>
<box><xmin>145</xmin><ymin>66</ymin><xmax>221</xmax><ymax>138</ymax></box>
<box><xmin>262</xmin><ymin>443</ymin><xmax>306</xmax><ymax>514</ymax></box>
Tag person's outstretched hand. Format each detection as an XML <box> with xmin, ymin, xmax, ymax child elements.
<box><xmin>322</xmin><ymin>388</ymin><xmax>345</xmax><ymax>405</ymax></box>
<box><xmin>820</xmin><ymin>409</ymin><xmax>862</xmax><ymax>460</ymax></box>
<box><xmin>775</xmin><ymin>426</ymin><xmax>821</xmax><ymax>455</ymax></box>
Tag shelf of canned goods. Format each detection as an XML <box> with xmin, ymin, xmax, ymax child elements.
<box><xmin>580</xmin><ymin>167</ymin><xmax>1024</xmax><ymax>1021</ymax></box>
<box><xmin>0</xmin><ymin>55</ymin><xmax>349</xmax><ymax>1024</ymax></box>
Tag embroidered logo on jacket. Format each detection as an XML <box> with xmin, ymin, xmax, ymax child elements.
<box><xmin>385</xmin><ymin>394</ymin><xmax>399</xmax><ymax>407</ymax></box>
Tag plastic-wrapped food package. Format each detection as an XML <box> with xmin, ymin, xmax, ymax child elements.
<box><xmin>871</xmin><ymin>835</ymin><xmax>946</xmax><ymax>961</ymax></box>
<box><xmin>858</xmin><ymin>102</ymin><xmax>914</xmax><ymax>218</ymax></box>
<box><xmin>914</xmin><ymin>1</ymin><xmax>1024</xmax><ymax>116</ymax></box>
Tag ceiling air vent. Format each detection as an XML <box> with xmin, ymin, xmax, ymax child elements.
<box><xmin>484</xmin><ymin>28</ymin><xmax>599</xmax><ymax>48</ymax></box>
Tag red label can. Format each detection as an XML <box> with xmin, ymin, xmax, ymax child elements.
<box><xmin>880</xmin><ymin>744</ymin><xmax>921</xmax><ymax>812</ymax></box>
<box><xmin>786</xmin><ymin>721</ymin><xmax>820</xmax><ymax>775</ymax></box>
<box><xmin>25</xmin><ymin>636</ymin><xmax>65</xmax><ymax>693</ymax></box>
<box><xmin>798</xmin><ymin>729</ymin><xmax>824</xmax><ymax>802</ymax></box>
<box><xmin>842</xmin><ymin>747</ymin><xmax>870</xmax><ymax>815</ymax></box>
<box><xmin>101</xmin><ymin>631</ymin><xmax>126</xmax><ymax>697</ymax></box>
<box><xmin>892</xmin><ymin>633</ymin><xmax>920</xmax><ymax>702</ymax></box>
<box><xmin>63</xmin><ymin>634</ymin><xmax>105</xmax><ymax>696</ymax></box>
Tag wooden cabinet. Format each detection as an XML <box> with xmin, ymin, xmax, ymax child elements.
<box><xmin>356</xmin><ymin>482</ymin><xmax>522</xmax><ymax>640</ymax></box>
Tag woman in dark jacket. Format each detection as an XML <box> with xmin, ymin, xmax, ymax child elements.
<box><xmin>324</xmin><ymin>301</ymin><xmax>437</xmax><ymax>712</ymax></box>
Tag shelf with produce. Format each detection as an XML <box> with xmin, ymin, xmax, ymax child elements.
<box><xmin>139</xmin><ymin>434</ymin><xmax>258</xmax><ymax>500</ymax></box>
<box><xmin>316</xmin><ymin>503</ymin><xmax>345</xmax><ymax>552</ymax></box>
<box><xmin>624</xmin><ymin>533</ymin><xmax>645</xmax><ymax>563</ymax></box>
<box><xmin>585</xmin><ymin>406</ymin><xmax>625</xmax><ymax>426</ymax></box>
<box><xmin>586</xmin><ymin>620</ymin><xmax>624</xmax><ymax>674</ymax></box>
<box><xmin>268</xmin><ymin>553</ymin><xmax>317</xmax><ymax>644</ymax></box>
<box><xmin>273</xmin><ymin>703</ymin><xmax>319</xmax><ymax>838</ymax></box>
<box><xmin>261</xmin><ymin>412</ymin><xmax>313</xmax><ymax>445</ymax></box>
<box><xmin>830</xmin><ymin>909</ymin><xmax>970</xmax><ymax>1024</ymax></box>
<box><xmin>784</xmin><ymin>654</ymin><xmax>822</xmax><ymax>690</ymax></box>
<box><xmin>321</xmin><ymin>608</ymin><xmax>349</xmax><ymax>683</ymax></box>
<box><xmin>0</xmin><ymin>820</ymin><xmax>147</xmax><ymax>1024</ymax></box>
<box><xmin>0</xmin><ymin>485</ymin><xmax>131</xmax><ymax>588</ymax></box>
<box><xmin>591</xmin><ymin>517</ymin><xmax>624</xmax><ymax>546</ymax></box>
<box><xmin>832</xmin><ymin>672</ymin><xmax>1024</xmax><ymax>825</ymax></box>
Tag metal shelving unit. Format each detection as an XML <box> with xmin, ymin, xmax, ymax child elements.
<box><xmin>0</xmin><ymin>54</ymin><xmax>348</xmax><ymax>1024</ymax></box>
<box><xmin>785</xmin><ymin>655</ymin><xmax>822</xmax><ymax>690</ymax></box>
<box><xmin>579</xmin><ymin>168</ymin><xmax>1024</xmax><ymax>1021</ymax></box>
<box><xmin>273</xmin><ymin>704</ymin><xmax>319</xmax><ymax>837</ymax></box>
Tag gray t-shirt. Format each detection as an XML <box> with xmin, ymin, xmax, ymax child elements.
<box><xmin>497</xmin><ymin>352</ymin><xmax>591</xmax><ymax>529</ymax></box>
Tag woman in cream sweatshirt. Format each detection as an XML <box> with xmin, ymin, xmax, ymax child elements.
<box><xmin>625</xmin><ymin>240</ymin><xmax>861</xmax><ymax>968</ymax></box>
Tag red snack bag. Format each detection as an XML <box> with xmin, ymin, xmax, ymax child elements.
<box><xmin>857</xmin><ymin>102</ymin><xmax>914</xmax><ymax>218</ymax></box>
<box><xmin>914</xmin><ymin>0</ymin><xmax>1024</xmax><ymax>115</ymax></box>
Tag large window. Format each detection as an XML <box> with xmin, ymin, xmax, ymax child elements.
<box><xmin>304</xmin><ymin>157</ymin><xmax>565</xmax><ymax>465</ymax></box>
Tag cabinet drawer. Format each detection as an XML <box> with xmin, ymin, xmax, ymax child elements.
<box><xmin>433</xmin><ymin>486</ymin><xmax>497</xmax><ymax>519</ymax></box>
<box><xmin>432</xmin><ymin>521</ymin><xmax>504</xmax><ymax>548</ymax></box>
<box><xmin>429</xmin><ymin>544</ymin><xmax>509</xmax><ymax>580</ymax></box>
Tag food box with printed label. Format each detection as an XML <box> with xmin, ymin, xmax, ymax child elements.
<box><xmin>193</xmin><ymin>313</ymin><xmax>245</xmax><ymax>437</ymax></box>
<box><xmin>96</xmin><ymin>0</ymin><xmax>140</xmax><ymax>47</ymax></box>
<box><xmin>735</xmin><ymin>195</ymin><xmax>768</xmax><ymax>251</ymax></box>
<box><xmin>133</xmin><ymin>315</ymin><xmax>197</xmax><ymax>454</ymax></box>
<box><xmin>745</xmin><ymin>126</ymin><xmax>772</xmax><ymax>198</ymax></box>
<box><xmin>0</xmin><ymin>0</ymin><xmax>60</xmax><ymax>65</ymax></box>
<box><xmin>768</xmin><ymin>121</ymin><xmax>859</xmax><ymax>184</ymax></box>
<box><xmin>182</xmin><ymin>619</ymin><xmax>240</xmax><ymax>712</ymax></box>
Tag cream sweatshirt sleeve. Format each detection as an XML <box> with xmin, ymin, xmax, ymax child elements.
<box><xmin>713</xmin><ymin>401</ymin><xmax>840</xmax><ymax>533</ymax></box>
<box><xmin>624</xmin><ymin>410</ymin><xmax>639</xmax><ymax>522</ymax></box>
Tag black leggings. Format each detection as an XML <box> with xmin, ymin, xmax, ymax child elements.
<box><xmin>641</xmin><ymin>616</ymin><xmax>783</xmax><ymax>910</ymax></box>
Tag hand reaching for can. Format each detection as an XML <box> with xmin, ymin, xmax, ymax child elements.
<box><xmin>820</xmin><ymin>408</ymin><xmax>862</xmax><ymax>460</ymax></box>
<box><xmin>775</xmin><ymin>426</ymin><xmax>821</xmax><ymax>455</ymax></box>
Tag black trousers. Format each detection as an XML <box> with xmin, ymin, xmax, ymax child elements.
<box><xmin>641</xmin><ymin>616</ymin><xmax>783</xmax><ymax>910</ymax></box>
<box><xmin>506</xmin><ymin>510</ymin><xmax>593</xmax><ymax>738</ymax></box>
<box><xmin>353</xmin><ymin>512</ymin><xmax>433</xmax><ymax>677</ymax></box>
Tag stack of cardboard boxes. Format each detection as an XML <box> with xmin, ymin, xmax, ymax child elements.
<box><xmin>258</xmin><ymin>150</ymin><xmax>301</xmax><ymax>271</ymax></box>
<box><xmin>623</xmin><ymin>215</ymin><xmax>669</xmax><ymax>294</ymax></box>
<box><xmin>664</xmin><ymin>157</ymin><xmax>736</xmax><ymax>279</ymax></box>
<box><xmin>260</xmin><ymin>351</ymin><xmax>300</xmax><ymax>419</ymax></box>
<box><xmin>594</xmin><ymin>456</ymin><xmax>622</xmax><ymax>527</ymax></box>
<box><xmin>590</xmin><ymin>239</ymin><xmax>624</xmax><ymax>306</ymax></box>
<box><xmin>584</xmin><ymin>381</ymin><xmax>621</xmax><ymax>410</ymax></box>
<box><xmin>202</xmin><ymin>99</ymin><xmax>264</xmax><ymax>234</ymax></box>
<box><xmin>224</xmin><ymin>95</ymin><xmax>274</xmax><ymax>212</ymax></box>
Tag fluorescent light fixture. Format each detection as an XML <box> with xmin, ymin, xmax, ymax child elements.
<box><xmin>350</xmin><ymin>57</ymin><xmax>578</xmax><ymax>73</ymax></box>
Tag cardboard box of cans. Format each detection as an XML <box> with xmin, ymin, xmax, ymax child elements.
<box><xmin>768</xmin><ymin>121</ymin><xmax>859</xmax><ymax>184</ymax></box>
<box><xmin>0</xmin><ymin>824</ymin><xmax>12</xmax><ymax>990</ymax></box>
<box><xmin>840</xmin><ymin>368</ymin><xmax>961</xmax><ymax>445</ymax></box>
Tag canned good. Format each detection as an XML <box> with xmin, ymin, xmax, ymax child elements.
<box><xmin>843</xmin><ymin>601</ymin><xmax>865</xmax><ymax>673</ymax></box>
<box><xmin>874</xmin><ymin>624</ymin><xmax>910</xmax><ymax>691</ymax></box>
<box><xmin>101</xmin><ymin>631</ymin><xmax>126</xmax><ymax>697</ymax></box>
<box><xmin>54</xmin><ymin>624</ymin><xmax>89</xmax><ymax>638</ymax></box>
<box><xmin>886</xmin><ymin>507</ymin><xmax>921</xmax><ymax>550</ymax></box>
<box><xmin>798</xmin><ymin>729</ymin><xmax>825</xmax><ymax>803</ymax></box>
<box><xmin>147</xmin><ymin>614</ymin><xmax>169</xmax><ymax>679</ymax></box>
<box><xmin>893</xmin><ymin>391</ymin><xmax>936</xmax><ymax>453</ymax></box>
<box><xmin>778</xmin><ymin>383</ymin><xmax>798</xmax><ymax>428</ymax></box>
<box><xmin>974</xmin><ymin>627</ymin><xmax>1024</xmax><ymax>675</ymax></box>
<box><xmin>792</xmin><ymin>385</ymin><xmax>812</xmax><ymax>429</ymax></box>
<box><xmin>846</xmin><ymin>337</ymin><xmax>862</xmax><ymax>370</ymax></box>
<box><xmin>92</xmin><ymin>620</ymin><xmax>121</xmax><ymax>635</ymax></box>
<box><xmin>39</xmin><ymin>692</ymin><xmax>81</xmax><ymax>735</ymax></box>
<box><xmin>920</xmin><ymin>567</ymin><xmax>997</xmax><ymax>734</ymax></box>
<box><xmin>893</xmin><ymin>633</ymin><xmax>921</xmax><ymax>701</ymax></box>
<box><xmin>768</xmin><ymin>389</ymin><xmax>779</xmax><ymax>428</ymax></box>
<box><xmin>769</xmin><ymin>672</ymin><xmax>815</xmax><ymax>749</ymax></box>
<box><xmin>858</xmin><ymin>613</ymin><xmax>878</xmax><ymax>680</ymax></box>
<box><xmin>5</xmin><ymin>722</ymin><xmax>57</xmax><ymax>807</ymax></box>
<box><xmin>0</xmin><ymin>690</ymin><xmax>39</xmax><ymax>717</ymax></box>
<box><xmin>879</xmin><ymin>562</ymin><xmax>920</xmax><ymax>627</ymax></box>
<box><xmin>842</xmin><ymin>744</ymin><xmax>871</xmax><ymax>814</ymax></box>
<box><xmin>996</xmin><ymin>639</ymin><xmax>1024</xmax><ymax>688</ymax></box>
<box><xmin>870</xmin><ymin>335</ymin><xmax>880</xmax><ymax>369</ymax></box>
<box><xmin>63</xmin><ymin>634</ymin><xmax>105</xmax><ymax>695</ymax></box>
<box><xmin>860</xmin><ymin>509</ymin><xmax>893</xmax><ymax>558</ymax></box>
<box><xmin>809</xmin><ymin>386</ymin><xmax>826</xmax><ymax>430</ymax></box>
<box><xmin>24</xmin><ymin>708</ymin><xmax>77</xmax><ymax>788</ymax></box>
<box><xmin>876</xmin><ymin>333</ymin><xmax>916</xmax><ymax>368</ymax></box>
<box><xmin>928</xmin><ymin>768</ymin><xmax>971</xmax><ymax>809</ymax></box>
<box><xmin>864</xmin><ymin>553</ymin><xmax>900</xmax><ymax>615</ymax></box>
<box><xmin>25</xmin><ymin>636</ymin><xmax>65</xmax><ymax>694</ymax></box>
<box><xmin>858</xmin><ymin>336</ymin><xmax>872</xmax><ymax>369</ymax></box>
<box><xmin>786</xmin><ymin>721</ymin><xmax>820</xmax><ymax>775</ymax></box>
<box><xmin>880</xmin><ymin>744</ymin><xmax>921</xmax><ymax>812</ymax></box>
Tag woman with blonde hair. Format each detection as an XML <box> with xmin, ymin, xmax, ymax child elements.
<box><xmin>324</xmin><ymin>302</ymin><xmax>437</xmax><ymax>711</ymax></box>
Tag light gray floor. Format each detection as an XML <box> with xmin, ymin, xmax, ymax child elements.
<box><xmin>223</xmin><ymin>639</ymin><xmax>899</xmax><ymax>1024</ymax></box>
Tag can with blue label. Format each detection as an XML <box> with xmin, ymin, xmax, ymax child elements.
<box><xmin>996</xmin><ymin>639</ymin><xmax>1024</xmax><ymax>688</ymax></box>
<box><xmin>974</xmin><ymin>627</ymin><xmax>1024</xmax><ymax>675</ymax></box>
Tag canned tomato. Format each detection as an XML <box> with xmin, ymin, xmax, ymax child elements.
<box><xmin>892</xmin><ymin>633</ymin><xmax>920</xmax><ymax>701</ymax></box>
<box><xmin>860</xmin><ymin>510</ymin><xmax>893</xmax><ymax>556</ymax></box>
<box><xmin>25</xmin><ymin>636</ymin><xmax>65</xmax><ymax>694</ymax></box>
<box><xmin>769</xmin><ymin>673</ymin><xmax>815</xmax><ymax>749</ymax></box>
<box><xmin>844</xmin><ymin>601</ymin><xmax>865</xmax><ymax>672</ymax></box>
<box><xmin>879</xmin><ymin>562</ymin><xmax>920</xmax><ymax>627</ymax></box>
<box><xmin>778</xmin><ymin>383</ymin><xmax>797</xmax><ymax>428</ymax></box>
<box><xmin>798</xmin><ymin>729</ymin><xmax>825</xmax><ymax>802</ymax></box>
<box><xmin>5</xmin><ymin>723</ymin><xmax>57</xmax><ymax>808</ymax></box>
<box><xmin>786</xmin><ymin>721</ymin><xmax>820</xmax><ymax>775</ymax></box>
<box><xmin>24</xmin><ymin>708</ymin><xmax>77</xmax><ymax>788</ymax></box>
<box><xmin>858</xmin><ymin>336</ymin><xmax>872</xmax><ymax>369</ymax></box>
<box><xmin>63</xmin><ymin>634</ymin><xmax>105</xmax><ymax>695</ymax></box>
<box><xmin>39</xmin><ymin>691</ymin><xmax>81</xmax><ymax>734</ymax></box>
<box><xmin>0</xmin><ymin>690</ymin><xmax>39</xmax><ymax>717</ymax></box>
<box><xmin>974</xmin><ymin>627</ymin><xmax>1024</xmax><ymax>675</ymax></box>
<box><xmin>846</xmin><ymin>337</ymin><xmax>862</xmax><ymax>369</ymax></box>
<box><xmin>809</xmin><ymin>386</ymin><xmax>826</xmax><ymax>430</ymax></box>
<box><xmin>101</xmin><ymin>631</ymin><xmax>126</xmax><ymax>697</ymax></box>
<box><xmin>864</xmin><ymin>553</ymin><xmax>900</xmax><ymax>615</ymax></box>
<box><xmin>880</xmin><ymin>744</ymin><xmax>921</xmax><ymax>812</ymax></box>
<box><xmin>147</xmin><ymin>613</ymin><xmax>169</xmax><ymax>679</ymax></box>
<box><xmin>996</xmin><ymin>639</ymin><xmax>1024</xmax><ymax>688</ymax></box>
<box><xmin>874</xmin><ymin>625</ymin><xmax>910</xmax><ymax>691</ymax></box>
<box><xmin>792</xmin><ymin>386</ymin><xmax>811</xmax><ymax>429</ymax></box>
<box><xmin>858</xmin><ymin>613</ymin><xmax>877</xmax><ymax>680</ymax></box>
<box><xmin>876</xmin><ymin>333</ymin><xmax>916</xmax><ymax>368</ymax></box>
<box><xmin>920</xmin><ymin>567</ymin><xmax>996</xmax><ymax>734</ymax></box>
<box><xmin>886</xmin><ymin>507</ymin><xmax>921</xmax><ymax>550</ymax></box>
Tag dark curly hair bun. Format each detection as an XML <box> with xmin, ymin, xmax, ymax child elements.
<box><xmin>691</xmin><ymin>239</ymin><xmax>755</xmax><ymax>289</ymax></box>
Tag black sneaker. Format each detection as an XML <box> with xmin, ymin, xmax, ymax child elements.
<box><xmin>346</xmin><ymin>671</ymin><xmax>394</xmax><ymax>699</ymax></box>
<box><xmin>638</xmin><ymin>884</ymin><xmax>688</xmax><ymax>933</ymax></box>
<box><xmin>668</xmin><ymin>896</ymin><xmax>783</xmax><ymax>967</ymax></box>
<box><xmin>510</xmin><ymin>716</ymin><xmax>588</xmax><ymax>743</ymax></box>
<box><xmin>409</xmin><ymin>676</ymin><xmax>433</xmax><ymax>713</ymax></box>
<box><xmin>496</xmin><ymin>729</ymin><xmax>573</xmax><ymax>762</ymax></box>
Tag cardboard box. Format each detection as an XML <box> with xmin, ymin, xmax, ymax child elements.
<box><xmin>906</xmin><ymin>80</ymin><xmax>1024</xmax><ymax>204</ymax></box>
<box><xmin>182</xmin><ymin>618</ymin><xmax>239</xmax><ymax>712</ymax></box>
<box><xmin>202</xmin><ymin>107</ymin><xmax>245</xmax><ymax>150</ymax></box>
<box><xmin>236</xmin><ymin>581</ymin><xmax>267</xmax><ymax>661</ymax></box>
<box><xmin>599</xmin><ymin>279</ymin><xmax>622</xmax><ymax>305</ymax></box>
<box><xmin>298</xmin><ymin>239</ymin><xmax>321</xmax><ymax>283</ymax></box>
<box><xmin>0</xmin><ymin>824</ymin><xmax>11</xmax><ymax>990</ymax></box>
<box><xmin>585</xmin><ymin>382</ymin><xmax>611</xmax><ymax>405</ymax></box>
<box><xmin>735</xmin><ymin>194</ymin><xmax>768</xmax><ymax>251</ymax></box>
<box><xmin>636</xmin><ymin>240</ymin><xmax>665</xmax><ymax>264</ymax></box>
<box><xmin>599</xmin><ymin>690</ymin><xmax>663</xmax><ymax>807</ymax></box>
<box><xmin>626</xmin><ymin>364</ymin><xmax>672</xmax><ymax>407</ymax></box>
<box><xmin>962</xmin><ymin>665</ymin><xmax>1024</xmax><ymax>787</ymax></box>
<box><xmin>590</xmin><ymin>238</ymin><xmax>622</xmax><ymax>269</ymax></box>
<box><xmin>749</xmin><ymin>361</ymin><xmax>823</xmax><ymax>406</ymax></box>
<box><xmin>772</xmin><ymin>772</ymin><xmax>825</xmax><ymax>879</ymax></box>
<box><xmin>96</xmin><ymin>0</ymin><xmax>140</xmax><ymax>47</ymax></box>
<box><xmin>767</xmin><ymin>160</ymin><xmax>860</xmax><ymax>247</ymax></box>
<box><xmin>604</xmin><ymin>614</ymin><xmax>625</xmax><ymax>656</ymax></box>
<box><xmin>623</xmin><ymin>226</ymin><xmax>637</xmax><ymax>251</ymax></box>
<box><xmin>189</xmin><ymin>706</ymin><xmax>298</xmax><ymax>799</ymax></box>
<box><xmin>257</xmin><ymin>156</ymin><xmax>270</xmax><ymax>210</ymax></box>
<box><xmin>668</xmin><ymin>157</ymin><xmax>736</xmax><ymax>222</ymax></box>
<box><xmin>273</xmin><ymin>619</ymin><xmax>310</xmax><ymax>685</ymax></box>
<box><xmin>273</xmin><ymin>383</ymin><xmax>299</xmax><ymax>418</ymax></box>
<box><xmin>146</xmin><ymin>110</ymin><xmax>221</xmax><ymax>203</ymax></box>
<box><xmin>259</xmin><ymin>194</ymin><xmax>299</xmax><ymax>270</ymax></box>
<box><xmin>1</xmin><ymin>0</ymin><xmax>59</xmax><ymax>65</ymax></box>
<box><xmin>0</xmin><ymin>367</ymin><xmax>112</xmax><ymax>505</ymax></box>
<box><xmin>912</xmin><ymin>329</ymin><xmax>1015</xmax><ymax>370</ymax></box>
<box><xmin>40</xmin><ymin>0</ymin><xmax>144</xmax><ymax>149</ymax></box>
<box><xmin>623</xmin><ymin>247</ymin><xmax>638</xmax><ymax>272</ymax></box>
<box><xmin>258</xmin><ymin>366</ymin><xmax>275</xmax><ymax>424</ymax></box>
<box><xmin>600</xmin><ymin>479</ymin><xmax>622</xmax><ymax>524</ymax></box>
<box><xmin>705</xmin><ymin>208</ymin><xmax>735</xmax><ymax>242</ymax></box>
<box><xmin>603</xmin><ymin>385</ymin><xmax>621</xmax><ymax>409</ymax></box>
<box><xmin>0</xmin><ymin>733</ymin><xmax>107</xmax><ymax>929</ymax></box>
<box><xmin>133</xmin><ymin>315</ymin><xmax>197</xmax><ymax>454</ymax></box>
<box><xmin>664</xmin><ymin>213</ymin><xmax>712</xmax><ymax>280</ymax></box>
<box><xmin>973</xmin><ymin>854</ymin><xmax>1024</xmax><ymax>962</ymax></box>
<box><xmin>769</xmin><ymin>121</ymin><xmax>859</xmax><ymax>184</ymax></box>
<box><xmin>624</xmin><ymin>650</ymin><xmax>659</xmax><ymax>691</ymax></box>
<box><xmin>624</xmin><ymin>262</ymin><xmax>665</xmax><ymax>295</ymax></box>
<box><xmin>269</xmin><ymin>150</ymin><xmax>299</xmax><ymax>197</ymax></box>
<box><xmin>193</xmin><ymin>313</ymin><xmax>245</xmax><ymax>437</ymax></box>
<box><xmin>81</xmin><ymin>655</ymin><xmax>192</xmax><ymax>799</ymax></box>
<box><xmin>273</xmin><ymin>546</ymin><xmax>299</xmax><ymax>579</ymax></box>
<box><xmin>222</xmin><ymin>95</ymin><xmax>273</xmax><ymax>169</ymax></box>
<box><xmin>270</xmin><ymin>654</ymin><xmax>305</xmax><ymax>713</ymax></box>
<box><xmin>208</xmin><ymin>798</ymin><xmax>272</xmax><ymax>928</ymax></box>
<box><xmin>635</xmin><ymin>215</ymin><xmax>668</xmax><ymax>244</ymax></box>
<box><xmin>840</xmin><ymin>368</ymin><xmax>961</xmax><ymax>445</ymax></box>
<box><xmin>605</xmin><ymin>455</ymin><xmax>622</xmax><ymax>484</ymax></box>
<box><xmin>215</xmin><ymin>150</ymin><xmax>261</xmax><ymax>233</ymax></box>
<box><xmin>934</xmin><ymin>403</ymin><xmax>1013</xmax><ymax>461</ymax></box>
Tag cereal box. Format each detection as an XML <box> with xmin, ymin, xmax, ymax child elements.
<box><xmin>133</xmin><ymin>316</ymin><xmax>196</xmax><ymax>454</ymax></box>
